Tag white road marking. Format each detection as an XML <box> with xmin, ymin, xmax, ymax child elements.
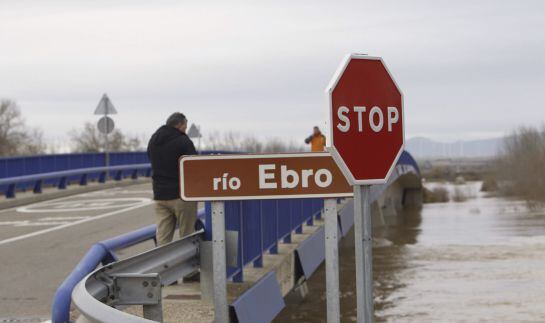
<box><xmin>0</xmin><ymin>220</ymin><xmax>71</xmax><ymax>226</ymax></box>
<box><xmin>0</xmin><ymin>216</ymin><xmax>91</xmax><ymax>228</ymax></box>
<box><xmin>0</xmin><ymin>221</ymin><xmax>29</xmax><ymax>226</ymax></box>
<box><xmin>40</xmin><ymin>216</ymin><xmax>89</xmax><ymax>221</ymax></box>
<box><xmin>1</xmin><ymin>186</ymin><xmax>145</xmax><ymax>214</ymax></box>
<box><xmin>0</xmin><ymin>200</ymin><xmax>153</xmax><ymax>246</ymax></box>
<box><xmin>79</xmin><ymin>189</ymin><xmax>152</xmax><ymax>197</ymax></box>
<box><xmin>16</xmin><ymin>221</ymin><xmax>72</xmax><ymax>226</ymax></box>
<box><xmin>16</xmin><ymin>198</ymin><xmax>151</xmax><ymax>213</ymax></box>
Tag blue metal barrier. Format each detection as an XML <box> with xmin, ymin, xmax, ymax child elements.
<box><xmin>51</xmin><ymin>209</ymin><xmax>206</xmax><ymax>323</ymax></box>
<box><xmin>0</xmin><ymin>164</ymin><xmax>151</xmax><ymax>198</ymax></box>
<box><xmin>0</xmin><ymin>150</ymin><xmax>235</xmax><ymax>198</ymax></box>
<box><xmin>204</xmin><ymin>198</ymin><xmax>324</xmax><ymax>283</ymax></box>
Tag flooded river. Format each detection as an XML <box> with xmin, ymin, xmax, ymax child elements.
<box><xmin>275</xmin><ymin>182</ymin><xmax>545</xmax><ymax>322</ymax></box>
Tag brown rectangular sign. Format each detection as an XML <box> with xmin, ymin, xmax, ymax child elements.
<box><xmin>179</xmin><ymin>152</ymin><xmax>353</xmax><ymax>201</ymax></box>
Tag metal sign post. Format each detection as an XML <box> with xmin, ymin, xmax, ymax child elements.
<box><xmin>211</xmin><ymin>201</ymin><xmax>229</xmax><ymax>323</ymax></box>
<box><xmin>104</xmin><ymin>115</ymin><xmax>110</xmax><ymax>170</ymax></box>
<box><xmin>353</xmin><ymin>185</ymin><xmax>373</xmax><ymax>323</ymax></box>
<box><xmin>324</xmin><ymin>198</ymin><xmax>340</xmax><ymax>323</ymax></box>
<box><xmin>94</xmin><ymin>93</ymin><xmax>118</xmax><ymax>175</ymax></box>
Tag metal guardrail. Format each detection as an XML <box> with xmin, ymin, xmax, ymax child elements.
<box><xmin>51</xmin><ymin>208</ymin><xmax>205</xmax><ymax>323</ymax></box>
<box><xmin>72</xmin><ymin>230</ymin><xmax>203</xmax><ymax>323</ymax></box>
<box><xmin>51</xmin><ymin>223</ymin><xmax>156</xmax><ymax>323</ymax></box>
<box><xmin>0</xmin><ymin>164</ymin><xmax>151</xmax><ymax>198</ymax></box>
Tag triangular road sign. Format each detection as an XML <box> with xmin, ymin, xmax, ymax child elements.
<box><xmin>187</xmin><ymin>124</ymin><xmax>202</xmax><ymax>138</ymax></box>
<box><xmin>94</xmin><ymin>93</ymin><xmax>118</xmax><ymax>115</ymax></box>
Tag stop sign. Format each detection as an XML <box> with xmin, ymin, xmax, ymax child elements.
<box><xmin>327</xmin><ymin>54</ymin><xmax>404</xmax><ymax>185</ymax></box>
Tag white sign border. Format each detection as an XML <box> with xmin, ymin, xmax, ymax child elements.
<box><xmin>325</xmin><ymin>53</ymin><xmax>405</xmax><ymax>185</ymax></box>
<box><xmin>179</xmin><ymin>152</ymin><xmax>354</xmax><ymax>202</ymax></box>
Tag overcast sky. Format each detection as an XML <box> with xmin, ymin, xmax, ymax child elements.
<box><xmin>1</xmin><ymin>0</ymin><xmax>544</xmax><ymax>148</ymax></box>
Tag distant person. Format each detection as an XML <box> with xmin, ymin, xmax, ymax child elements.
<box><xmin>147</xmin><ymin>112</ymin><xmax>198</xmax><ymax>246</ymax></box>
<box><xmin>304</xmin><ymin>126</ymin><xmax>326</xmax><ymax>152</ymax></box>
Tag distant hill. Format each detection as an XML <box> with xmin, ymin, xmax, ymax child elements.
<box><xmin>406</xmin><ymin>137</ymin><xmax>503</xmax><ymax>159</ymax></box>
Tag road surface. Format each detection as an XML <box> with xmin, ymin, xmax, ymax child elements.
<box><xmin>0</xmin><ymin>183</ymin><xmax>158</xmax><ymax>321</ymax></box>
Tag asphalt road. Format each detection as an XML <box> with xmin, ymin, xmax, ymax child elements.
<box><xmin>0</xmin><ymin>183</ymin><xmax>158</xmax><ymax>321</ymax></box>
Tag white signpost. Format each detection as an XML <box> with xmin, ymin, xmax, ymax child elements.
<box><xmin>94</xmin><ymin>93</ymin><xmax>118</xmax><ymax>169</ymax></box>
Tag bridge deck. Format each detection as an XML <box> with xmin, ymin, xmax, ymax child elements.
<box><xmin>0</xmin><ymin>183</ymin><xmax>157</xmax><ymax>320</ymax></box>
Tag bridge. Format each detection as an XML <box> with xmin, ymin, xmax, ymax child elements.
<box><xmin>0</xmin><ymin>150</ymin><xmax>421</xmax><ymax>322</ymax></box>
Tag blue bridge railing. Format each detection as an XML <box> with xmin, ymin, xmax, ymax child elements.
<box><xmin>0</xmin><ymin>150</ymin><xmax>234</xmax><ymax>198</ymax></box>
<box><xmin>205</xmin><ymin>199</ymin><xmax>324</xmax><ymax>282</ymax></box>
<box><xmin>0</xmin><ymin>164</ymin><xmax>151</xmax><ymax>198</ymax></box>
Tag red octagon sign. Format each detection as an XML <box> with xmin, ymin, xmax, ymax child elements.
<box><xmin>327</xmin><ymin>54</ymin><xmax>404</xmax><ymax>185</ymax></box>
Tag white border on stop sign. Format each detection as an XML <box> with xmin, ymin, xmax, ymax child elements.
<box><xmin>325</xmin><ymin>53</ymin><xmax>405</xmax><ymax>185</ymax></box>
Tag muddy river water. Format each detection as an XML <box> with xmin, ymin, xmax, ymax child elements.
<box><xmin>275</xmin><ymin>182</ymin><xmax>545</xmax><ymax>322</ymax></box>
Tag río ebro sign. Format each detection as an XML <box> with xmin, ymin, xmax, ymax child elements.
<box><xmin>179</xmin><ymin>153</ymin><xmax>352</xmax><ymax>201</ymax></box>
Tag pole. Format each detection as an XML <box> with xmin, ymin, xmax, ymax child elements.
<box><xmin>211</xmin><ymin>201</ymin><xmax>228</xmax><ymax>323</ymax></box>
<box><xmin>324</xmin><ymin>198</ymin><xmax>340</xmax><ymax>323</ymax></box>
<box><xmin>353</xmin><ymin>185</ymin><xmax>374</xmax><ymax>323</ymax></box>
<box><xmin>104</xmin><ymin>112</ymin><xmax>109</xmax><ymax>178</ymax></box>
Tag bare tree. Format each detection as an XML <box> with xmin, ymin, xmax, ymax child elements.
<box><xmin>70</xmin><ymin>122</ymin><xmax>143</xmax><ymax>152</ymax></box>
<box><xmin>0</xmin><ymin>99</ymin><xmax>45</xmax><ymax>156</ymax></box>
<box><xmin>496</xmin><ymin>125</ymin><xmax>545</xmax><ymax>200</ymax></box>
<box><xmin>204</xmin><ymin>131</ymin><xmax>304</xmax><ymax>153</ymax></box>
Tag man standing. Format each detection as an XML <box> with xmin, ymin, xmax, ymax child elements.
<box><xmin>304</xmin><ymin>126</ymin><xmax>326</xmax><ymax>152</ymax></box>
<box><xmin>147</xmin><ymin>112</ymin><xmax>198</xmax><ymax>245</ymax></box>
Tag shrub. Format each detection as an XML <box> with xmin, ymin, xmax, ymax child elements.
<box><xmin>423</xmin><ymin>187</ymin><xmax>449</xmax><ymax>203</ymax></box>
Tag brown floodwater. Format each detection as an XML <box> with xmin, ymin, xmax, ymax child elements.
<box><xmin>274</xmin><ymin>182</ymin><xmax>545</xmax><ymax>322</ymax></box>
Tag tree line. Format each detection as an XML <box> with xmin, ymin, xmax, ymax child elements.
<box><xmin>0</xmin><ymin>99</ymin><xmax>143</xmax><ymax>157</ymax></box>
<box><xmin>0</xmin><ymin>99</ymin><xmax>305</xmax><ymax>157</ymax></box>
<box><xmin>495</xmin><ymin>125</ymin><xmax>545</xmax><ymax>201</ymax></box>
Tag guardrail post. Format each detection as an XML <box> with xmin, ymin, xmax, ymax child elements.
<box><xmin>232</xmin><ymin>201</ymin><xmax>244</xmax><ymax>283</ymax></box>
<box><xmin>324</xmin><ymin>198</ymin><xmax>340</xmax><ymax>323</ymax></box>
<box><xmin>212</xmin><ymin>201</ymin><xmax>229</xmax><ymax>323</ymax></box>
<box><xmin>131</xmin><ymin>169</ymin><xmax>138</xmax><ymax>179</ymax></box>
<box><xmin>58</xmin><ymin>177</ymin><xmax>67</xmax><ymax>189</ymax></box>
<box><xmin>98</xmin><ymin>171</ymin><xmax>106</xmax><ymax>183</ymax></box>
<box><xmin>294</xmin><ymin>200</ymin><xmax>303</xmax><ymax>234</ymax></box>
<box><xmin>33</xmin><ymin>179</ymin><xmax>42</xmax><ymax>194</ymax></box>
<box><xmin>6</xmin><ymin>183</ymin><xmax>16</xmax><ymax>198</ymax></box>
<box><xmin>253</xmin><ymin>201</ymin><xmax>263</xmax><ymax>268</ymax></box>
<box><xmin>114</xmin><ymin>170</ymin><xmax>123</xmax><ymax>181</ymax></box>
<box><xmin>79</xmin><ymin>174</ymin><xmax>88</xmax><ymax>186</ymax></box>
<box><xmin>306</xmin><ymin>200</ymin><xmax>314</xmax><ymax>226</ymax></box>
<box><xmin>270</xmin><ymin>200</ymin><xmax>279</xmax><ymax>254</ymax></box>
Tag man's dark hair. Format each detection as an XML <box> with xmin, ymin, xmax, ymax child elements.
<box><xmin>166</xmin><ymin>112</ymin><xmax>187</xmax><ymax>127</ymax></box>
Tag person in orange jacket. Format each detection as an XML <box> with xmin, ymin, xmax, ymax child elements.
<box><xmin>305</xmin><ymin>126</ymin><xmax>326</xmax><ymax>152</ymax></box>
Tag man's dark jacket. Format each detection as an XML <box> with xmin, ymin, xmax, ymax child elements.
<box><xmin>147</xmin><ymin>125</ymin><xmax>197</xmax><ymax>200</ymax></box>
